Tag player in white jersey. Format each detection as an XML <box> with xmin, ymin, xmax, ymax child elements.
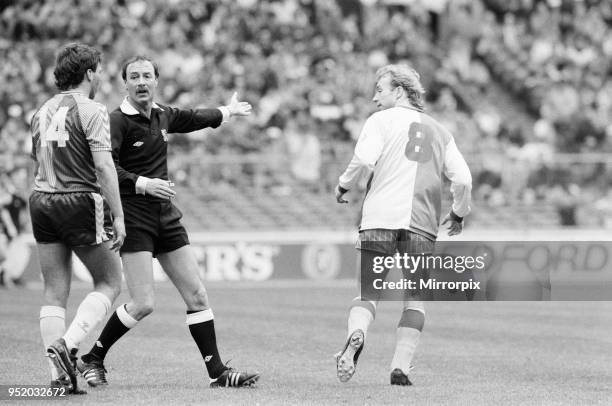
<box><xmin>29</xmin><ymin>43</ymin><xmax>125</xmax><ymax>394</ymax></box>
<box><xmin>334</xmin><ymin>64</ymin><xmax>472</xmax><ymax>385</ymax></box>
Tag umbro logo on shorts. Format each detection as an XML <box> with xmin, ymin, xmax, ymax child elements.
<box><xmin>204</xmin><ymin>355</ymin><xmax>213</xmax><ymax>362</ymax></box>
<box><xmin>133</xmin><ymin>141</ymin><xmax>144</xmax><ymax>147</ymax></box>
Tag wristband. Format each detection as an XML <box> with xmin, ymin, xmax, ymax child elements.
<box><xmin>449</xmin><ymin>211</ymin><xmax>463</xmax><ymax>222</ymax></box>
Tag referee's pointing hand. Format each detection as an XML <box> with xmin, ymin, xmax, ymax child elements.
<box><xmin>227</xmin><ymin>92</ymin><xmax>252</xmax><ymax>116</ymax></box>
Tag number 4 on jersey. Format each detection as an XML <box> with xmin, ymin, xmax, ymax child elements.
<box><xmin>42</xmin><ymin>106</ymin><xmax>70</xmax><ymax>147</ymax></box>
<box><xmin>404</xmin><ymin>122</ymin><xmax>434</xmax><ymax>163</ymax></box>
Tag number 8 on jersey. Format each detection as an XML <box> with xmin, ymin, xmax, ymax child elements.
<box><xmin>404</xmin><ymin>122</ymin><xmax>434</xmax><ymax>163</ymax></box>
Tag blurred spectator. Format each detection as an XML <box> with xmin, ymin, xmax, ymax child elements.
<box><xmin>549</xmin><ymin>182</ymin><xmax>579</xmax><ymax>226</ymax></box>
<box><xmin>594</xmin><ymin>189</ymin><xmax>612</xmax><ymax>228</ymax></box>
<box><xmin>285</xmin><ymin>110</ymin><xmax>321</xmax><ymax>189</ymax></box>
<box><xmin>0</xmin><ymin>173</ymin><xmax>26</xmax><ymax>287</ymax></box>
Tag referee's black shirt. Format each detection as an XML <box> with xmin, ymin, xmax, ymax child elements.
<box><xmin>110</xmin><ymin>98</ymin><xmax>223</xmax><ymax>196</ymax></box>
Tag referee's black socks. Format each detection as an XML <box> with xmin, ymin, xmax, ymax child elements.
<box><xmin>85</xmin><ymin>304</ymin><xmax>138</xmax><ymax>362</ymax></box>
<box><xmin>186</xmin><ymin>309</ymin><xmax>226</xmax><ymax>379</ymax></box>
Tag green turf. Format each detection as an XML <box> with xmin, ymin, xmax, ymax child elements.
<box><xmin>1</xmin><ymin>281</ymin><xmax>611</xmax><ymax>405</ymax></box>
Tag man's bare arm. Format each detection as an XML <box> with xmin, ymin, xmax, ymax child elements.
<box><xmin>92</xmin><ymin>150</ymin><xmax>125</xmax><ymax>251</ymax></box>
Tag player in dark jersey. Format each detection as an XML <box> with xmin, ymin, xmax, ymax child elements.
<box><xmin>29</xmin><ymin>43</ymin><xmax>125</xmax><ymax>393</ymax></box>
<box><xmin>78</xmin><ymin>56</ymin><xmax>259</xmax><ymax>388</ymax></box>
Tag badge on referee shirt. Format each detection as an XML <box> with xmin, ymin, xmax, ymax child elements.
<box><xmin>161</xmin><ymin>128</ymin><xmax>168</xmax><ymax>142</ymax></box>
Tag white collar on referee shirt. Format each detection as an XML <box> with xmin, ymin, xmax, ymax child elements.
<box><xmin>119</xmin><ymin>97</ymin><xmax>164</xmax><ymax>115</ymax></box>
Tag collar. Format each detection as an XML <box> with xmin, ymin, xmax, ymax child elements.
<box><xmin>60</xmin><ymin>90</ymin><xmax>88</xmax><ymax>98</ymax></box>
<box><xmin>396</xmin><ymin>103</ymin><xmax>424</xmax><ymax>113</ymax></box>
<box><xmin>120</xmin><ymin>97</ymin><xmax>164</xmax><ymax>115</ymax></box>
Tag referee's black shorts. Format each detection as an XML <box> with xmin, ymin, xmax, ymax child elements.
<box><xmin>120</xmin><ymin>196</ymin><xmax>189</xmax><ymax>257</ymax></box>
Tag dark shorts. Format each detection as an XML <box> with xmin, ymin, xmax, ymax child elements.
<box><xmin>356</xmin><ymin>228</ymin><xmax>435</xmax><ymax>255</ymax></box>
<box><xmin>29</xmin><ymin>191</ymin><xmax>112</xmax><ymax>246</ymax></box>
<box><xmin>358</xmin><ymin>229</ymin><xmax>436</xmax><ymax>301</ymax></box>
<box><xmin>121</xmin><ymin>197</ymin><xmax>189</xmax><ymax>257</ymax></box>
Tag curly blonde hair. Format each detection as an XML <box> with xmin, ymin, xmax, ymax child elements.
<box><xmin>375</xmin><ymin>64</ymin><xmax>426</xmax><ymax>111</ymax></box>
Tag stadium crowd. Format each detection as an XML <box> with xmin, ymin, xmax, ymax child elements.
<box><xmin>479</xmin><ymin>0</ymin><xmax>612</xmax><ymax>152</ymax></box>
<box><xmin>1</xmin><ymin>0</ymin><xmax>611</xmax><ymax>227</ymax></box>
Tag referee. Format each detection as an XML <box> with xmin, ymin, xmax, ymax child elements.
<box><xmin>78</xmin><ymin>55</ymin><xmax>259</xmax><ymax>388</ymax></box>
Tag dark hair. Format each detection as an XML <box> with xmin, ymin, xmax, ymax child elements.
<box><xmin>121</xmin><ymin>55</ymin><xmax>159</xmax><ymax>81</ymax></box>
<box><xmin>54</xmin><ymin>43</ymin><xmax>102</xmax><ymax>91</ymax></box>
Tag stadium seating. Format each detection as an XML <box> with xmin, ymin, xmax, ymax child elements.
<box><xmin>1</xmin><ymin>0</ymin><xmax>610</xmax><ymax>230</ymax></box>
<box><xmin>175</xmin><ymin>183</ymin><xmax>562</xmax><ymax>230</ymax></box>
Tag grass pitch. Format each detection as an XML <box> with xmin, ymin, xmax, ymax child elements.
<box><xmin>1</xmin><ymin>281</ymin><xmax>611</xmax><ymax>405</ymax></box>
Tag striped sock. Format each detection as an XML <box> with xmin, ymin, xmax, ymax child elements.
<box><xmin>390</xmin><ymin>304</ymin><xmax>425</xmax><ymax>373</ymax></box>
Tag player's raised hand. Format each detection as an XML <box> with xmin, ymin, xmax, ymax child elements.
<box><xmin>111</xmin><ymin>216</ymin><xmax>126</xmax><ymax>252</ymax></box>
<box><xmin>442</xmin><ymin>212</ymin><xmax>463</xmax><ymax>236</ymax></box>
<box><xmin>335</xmin><ymin>184</ymin><xmax>349</xmax><ymax>204</ymax></box>
<box><xmin>227</xmin><ymin>92</ymin><xmax>252</xmax><ymax>116</ymax></box>
<box><xmin>145</xmin><ymin>178</ymin><xmax>176</xmax><ymax>199</ymax></box>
